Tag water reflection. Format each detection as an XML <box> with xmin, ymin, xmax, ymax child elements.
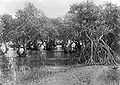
<box><xmin>0</xmin><ymin>47</ymin><xmax>79</xmax><ymax>84</ymax></box>
<box><xmin>0</xmin><ymin>45</ymin><xmax>79</xmax><ymax>71</ymax></box>
<box><xmin>17</xmin><ymin>50</ymin><xmax>78</xmax><ymax>67</ymax></box>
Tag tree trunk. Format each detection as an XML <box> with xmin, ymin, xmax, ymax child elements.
<box><xmin>85</xmin><ymin>31</ymin><xmax>94</xmax><ymax>65</ymax></box>
<box><xmin>91</xmin><ymin>40</ymin><xmax>94</xmax><ymax>62</ymax></box>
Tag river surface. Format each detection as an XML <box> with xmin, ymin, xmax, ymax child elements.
<box><xmin>0</xmin><ymin>47</ymin><xmax>79</xmax><ymax>76</ymax></box>
<box><xmin>1</xmin><ymin>47</ymin><xmax>120</xmax><ymax>85</ymax></box>
<box><xmin>17</xmin><ymin>50</ymin><xmax>79</xmax><ymax>68</ymax></box>
<box><xmin>0</xmin><ymin>45</ymin><xmax>82</xmax><ymax>85</ymax></box>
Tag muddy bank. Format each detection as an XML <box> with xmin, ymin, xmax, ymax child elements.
<box><xmin>30</xmin><ymin>65</ymin><xmax>120</xmax><ymax>85</ymax></box>
<box><xmin>1</xmin><ymin>64</ymin><xmax>120</xmax><ymax>85</ymax></box>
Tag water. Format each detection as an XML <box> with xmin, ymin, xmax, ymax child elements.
<box><xmin>0</xmin><ymin>45</ymin><xmax>79</xmax><ymax>72</ymax></box>
<box><xmin>26</xmin><ymin>50</ymin><xmax>78</xmax><ymax>67</ymax></box>
<box><xmin>0</xmin><ymin>46</ymin><xmax>80</xmax><ymax>85</ymax></box>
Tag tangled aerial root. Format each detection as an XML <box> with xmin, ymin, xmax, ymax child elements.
<box><xmin>83</xmin><ymin>57</ymin><xmax>119</xmax><ymax>67</ymax></box>
<box><xmin>84</xmin><ymin>58</ymin><xmax>95</xmax><ymax>66</ymax></box>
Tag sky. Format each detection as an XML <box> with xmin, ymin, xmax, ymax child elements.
<box><xmin>0</xmin><ymin>0</ymin><xmax>120</xmax><ymax>18</ymax></box>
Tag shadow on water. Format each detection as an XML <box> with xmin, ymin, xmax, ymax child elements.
<box><xmin>0</xmin><ymin>49</ymin><xmax>79</xmax><ymax>72</ymax></box>
<box><xmin>0</xmin><ymin>49</ymin><xmax>80</xmax><ymax>85</ymax></box>
<box><xmin>16</xmin><ymin>50</ymin><xmax>79</xmax><ymax>68</ymax></box>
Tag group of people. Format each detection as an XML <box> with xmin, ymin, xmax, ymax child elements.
<box><xmin>36</xmin><ymin>39</ymin><xmax>84</xmax><ymax>54</ymax></box>
<box><xmin>0</xmin><ymin>39</ymin><xmax>85</xmax><ymax>58</ymax></box>
<box><xmin>62</xmin><ymin>40</ymin><xmax>84</xmax><ymax>54</ymax></box>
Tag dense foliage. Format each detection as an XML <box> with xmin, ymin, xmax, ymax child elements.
<box><xmin>0</xmin><ymin>1</ymin><xmax>120</xmax><ymax>65</ymax></box>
